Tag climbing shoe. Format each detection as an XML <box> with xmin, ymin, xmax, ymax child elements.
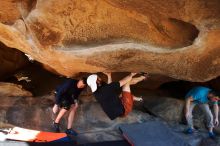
<box><xmin>208</xmin><ymin>132</ymin><xmax>216</xmax><ymax>139</ymax></box>
<box><xmin>185</xmin><ymin>128</ymin><xmax>194</xmax><ymax>134</ymax></box>
<box><xmin>53</xmin><ymin>122</ymin><xmax>60</xmax><ymax>133</ymax></box>
<box><xmin>65</xmin><ymin>129</ymin><xmax>78</xmax><ymax>136</ymax></box>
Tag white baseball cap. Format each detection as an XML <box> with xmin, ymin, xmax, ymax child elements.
<box><xmin>87</xmin><ymin>74</ymin><xmax>98</xmax><ymax>92</ymax></box>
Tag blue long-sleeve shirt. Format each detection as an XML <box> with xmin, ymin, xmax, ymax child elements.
<box><xmin>55</xmin><ymin>79</ymin><xmax>83</xmax><ymax>104</ymax></box>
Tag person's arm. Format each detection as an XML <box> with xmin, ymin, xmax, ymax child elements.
<box><xmin>52</xmin><ymin>104</ymin><xmax>59</xmax><ymax>114</ymax></box>
<box><xmin>103</xmin><ymin>72</ymin><xmax>112</xmax><ymax>84</ymax></box>
<box><xmin>214</xmin><ymin>104</ymin><xmax>219</xmax><ymax>126</ymax></box>
<box><xmin>185</xmin><ymin>96</ymin><xmax>193</xmax><ymax>118</ymax></box>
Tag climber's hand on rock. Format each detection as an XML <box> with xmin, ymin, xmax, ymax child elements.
<box><xmin>103</xmin><ymin>72</ymin><xmax>111</xmax><ymax>77</ymax></box>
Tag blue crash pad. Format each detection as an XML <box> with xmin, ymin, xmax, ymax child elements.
<box><xmin>119</xmin><ymin>121</ymin><xmax>190</xmax><ymax>146</ymax></box>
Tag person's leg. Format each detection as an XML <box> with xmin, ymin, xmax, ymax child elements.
<box><xmin>130</xmin><ymin>76</ymin><xmax>146</xmax><ymax>85</ymax></box>
<box><xmin>119</xmin><ymin>73</ymin><xmax>136</xmax><ymax>87</ymax></box>
<box><xmin>67</xmin><ymin>104</ymin><xmax>78</xmax><ymax>129</ymax></box>
<box><xmin>53</xmin><ymin>108</ymin><xmax>68</xmax><ymax>132</ymax></box>
<box><xmin>55</xmin><ymin>108</ymin><xmax>68</xmax><ymax>124</ymax></box>
<box><xmin>120</xmin><ymin>82</ymin><xmax>134</xmax><ymax>116</ymax></box>
<box><xmin>128</xmin><ymin>76</ymin><xmax>146</xmax><ymax>102</ymax></box>
<box><xmin>186</xmin><ymin>103</ymin><xmax>196</xmax><ymax>130</ymax></box>
<box><xmin>200</xmin><ymin>104</ymin><xmax>214</xmax><ymax>133</ymax></box>
<box><xmin>119</xmin><ymin>74</ymin><xmax>146</xmax><ymax>117</ymax></box>
<box><xmin>65</xmin><ymin>102</ymin><xmax>79</xmax><ymax>136</ymax></box>
<box><xmin>122</xmin><ymin>82</ymin><xmax>131</xmax><ymax>92</ymax></box>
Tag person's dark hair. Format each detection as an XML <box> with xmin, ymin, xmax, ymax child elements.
<box><xmin>81</xmin><ymin>77</ymin><xmax>87</xmax><ymax>85</ymax></box>
<box><xmin>209</xmin><ymin>90</ymin><xmax>219</xmax><ymax>97</ymax></box>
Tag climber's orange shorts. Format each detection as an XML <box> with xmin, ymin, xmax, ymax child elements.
<box><xmin>121</xmin><ymin>91</ymin><xmax>134</xmax><ymax>116</ymax></box>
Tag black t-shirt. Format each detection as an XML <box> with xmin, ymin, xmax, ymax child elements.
<box><xmin>55</xmin><ymin>79</ymin><xmax>83</xmax><ymax>104</ymax></box>
<box><xmin>94</xmin><ymin>82</ymin><xmax>125</xmax><ymax>120</ymax></box>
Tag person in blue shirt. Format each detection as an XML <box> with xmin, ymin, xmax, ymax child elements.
<box><xmin>52</xmin><ymin>78</ymin><xmax>87</xmax><ymax>136</ymax></box>
<box><xmin>185</xmin><ymin>86</ymin><xmax>219</xmax><ymax>138</ymax></box>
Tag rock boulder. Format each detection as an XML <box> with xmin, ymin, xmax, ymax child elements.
<box><xmin>0</xmin><ymin>0</ymin><xmax>220</xmax><ymax>81</ymax></box>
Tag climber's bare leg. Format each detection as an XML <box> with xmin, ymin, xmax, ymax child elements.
<box><xmin>119</xmin><ymin>73</ymin><xmax>137</xmax><ymax>87</ymax></box>
<box><xmin>130</xmin><ymin>76</ymin><xmax>146</xmax><ymax>85</ymax></box>
<box><xmin>55</xmin><ymin>108</ymin><xmax>67</xmax><ymax>123</ymax></box>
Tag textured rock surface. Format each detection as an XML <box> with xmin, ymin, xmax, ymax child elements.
<box><xmin>143</xmin><ymin>96</ymin><xmax>185</xmax><ymax>122</ymax></box>
<box><xmin>0</xmin><ymin>0</ymin><xmax>220</xmax><ymax>81</ymax></box>
<box><xmin>0</xmin><ymin>82</ymin><xmax>32</xmax><ymax>97</ymax></box>
<box><xmin>0</xmin><ymin>42</ymin><xmax>29</xmax><ymax>80</ymax></box>
<box><xmin>0</xmin><ymin>94</ymin><xmax>151</xmax><ymax>130</ymax></box>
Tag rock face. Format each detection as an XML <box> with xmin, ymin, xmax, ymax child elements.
<box><xmin>0</xmin><ymin>0</ymin><xmax>220</xmax><ymax>81</ymax></box>
<box><xmin>0</xmin><ymin>82</ymin><xmax>32</xmax><ymax>97</ymax></box>
<box><xmin>0</xmin><ymin>42</ymin><xmax>29</xmax><ymax>80</ymax></box>
<box><xmin>143</xmin><ymin>96</ymin><xmax>185</xmax><ymax>122</ymax></box>
<box><xmin>0</xmin><ymin>95</ymin><xmax>151</xmax><ymax>130</ymax></box>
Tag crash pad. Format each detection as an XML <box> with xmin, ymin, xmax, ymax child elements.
<box><xmin>0</xmin><ymin>140</ymin><xmax>130</xmax><ymax>146</ymax></box>
<box><xmin>1</xmin><ymin>127</ymin><xmax>71</xmax><ymax>143</ymax></box>
<box><xmin>119</xmin><ymin>121</ymin><xmax>190</xmax><ymax>146</ymax></box>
